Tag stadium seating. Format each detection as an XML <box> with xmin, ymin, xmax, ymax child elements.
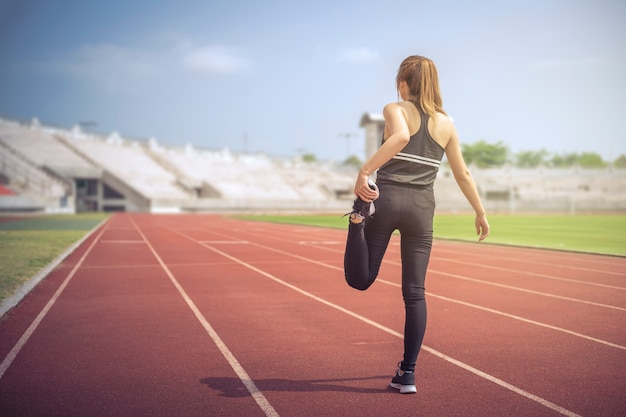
<box><xmin>0</xmin><ymin>116</ymin><xmax>624</xmax><ymax>213</ymax></box>
<box><xmin>0</xmin><ymin>126</ymin><xmax>68</xmax><ymax>200</ymax></box>
<box><xmin>58</xmin><ymin>131</ymin><xmax>193</xmax><ymax>201</ymax></box>
<box><xmin>0</xmin><ymin>184</ymin><xmax>14</xmax><ymax>196</ymax></box>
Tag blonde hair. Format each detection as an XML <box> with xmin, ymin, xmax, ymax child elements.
<box><xmin>396</xmin><ymin>55</ymin><xmax>447</xmax><ymax>117</ymax></box>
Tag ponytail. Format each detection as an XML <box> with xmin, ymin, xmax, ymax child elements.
<box><xmin>396</xmin><ymin>56</ymin><xmax>447</xmax><ymax>117</ymax></box>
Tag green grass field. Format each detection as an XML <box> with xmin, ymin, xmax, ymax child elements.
<box><xmin>236</xmin><ymin>213</ymin><xmax>626</xmax><ymax>256</ymax></box>
<box><xmin>0</xmin><ymin>213</ymin><xmax>109</xmax><ymax>303</ymax></box>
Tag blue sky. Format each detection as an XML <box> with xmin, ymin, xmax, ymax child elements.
<box><xmin>1</xmin><ymin>0</ymin><xmax>625</xmax><ymax>162</ymax></box>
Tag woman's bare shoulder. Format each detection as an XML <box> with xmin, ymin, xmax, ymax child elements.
<box><xmin>429</xmin><ymin>112</ymin><xmax>457</xmax><ymax>148</ymax></box>
<box><xmin>434</xmin><ymin>111</ymin><xmax>453</xmax><ymax>124</ymax></box>
<box><xmin>383</xmin><ymin>101</ymin><xmax>408</xmax><ymax>112</ymax></box>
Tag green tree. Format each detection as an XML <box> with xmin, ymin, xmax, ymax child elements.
<box><xmin>461</xmin><ymin>140</ymin><xmax>509</xmax><ymax>168</ymax></box>
<box><xmin>550</xmin><ymin>152</ymin><xmax>606</xmax><ymax>168</ymax></box>
<box><xmin>549</xmin><ymin>153</ymin><xmax>579</xmax><ymax>167</ymax></box>
<box><xmin>301</xmin><ymin>153</ymin><xmax>317</xmax><ymax>163</ymax></box>
<box><xmin>342</xmin><ymin>155</ymin><xmax>362</xmax><ymax>168</ymax></box>
<box><xmin>514</xmin><ymin>149</ymin><xmax>549</xmax><ymax>168</ymax></box>
<box><xmin>613</xmin><ymin>154</ymin><xmax>626</xmax><ymax>169</ymax></box>
<box><xmin>577</xmin><ymin>152</ymin><xmax>606</xmax><ymax>168</ymax></box>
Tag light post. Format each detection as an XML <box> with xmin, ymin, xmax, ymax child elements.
<box><xmin>339</xmin><ymin>132</ymin><xmax>358</xmax><ymax>158</ymax></box>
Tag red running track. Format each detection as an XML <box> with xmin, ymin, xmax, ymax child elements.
<box><xmin>0</xmin><ymin>213</ymin><xmax>624</xmax><ymax>416</ymax></box>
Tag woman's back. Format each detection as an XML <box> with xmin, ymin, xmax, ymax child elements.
<box><xmin>392</xmin><ymin>101</ymin><xmax>454</xmax><ymax>150</ymax></box>
<box><xmin>377</xmin><ymin>101</ymin><xmax>447</xmax><ymax>187</ymax></box>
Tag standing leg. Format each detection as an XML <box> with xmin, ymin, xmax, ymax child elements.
<box><xmin>399</xmin><ymin>233</ymin><xmax>431</xmax><ymax>371</ymax></box>
<box><xmin>390</xmin><ymin>219</ymin><xmax>431</xmax><ymax>394</ymax></box>
<box><xmin>398</xmin><ymin>188</ymin><xmax>435</xmax><ymax>372</ymax></box>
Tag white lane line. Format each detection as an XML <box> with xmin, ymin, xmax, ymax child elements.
<box><xmin>204</xmin><ymin>228</ymin><xmax>626</xmax><ymax>350</ymax></box>
<box><xmin>434</xmin><ymin>256</ymin><xmax>626</xmax><ymax>290</ymax></box>
<box><xmin>131</xmin><ymin>220</ymin><xmax>278</xmax><ymax>417</ymax></box>
<box><xmin>99</xmin><ymin>240</ymin><xmax>145</xmax><ymax>244</ymax></box>
<box><xmin>434</xmin><ymin>245</ymin><xmax>626</xmax><ymax>275</ymax></box>
<box><xmin>0</xmin><ymin>216</ymin><xmax>110</xmax><ymax>318</ymax></box>
<box><xmin>378</xmin><ymin>279</ymin><xmax>626</xmax><ymax>352</ymax></box>
<box><xmin>180</xmin><ymin>232</ymin><xmax>581</xmax><ymax>417</ymax></box>
<box><xmin>430</xmin><ymin>269</ymin><xmax>625</xmax><ymax>311</ymax></box>
<box><xmin>298</xmin><ymin>241</ymin><xmax>342</xmax><ymax>245</ymax></box>
<box><xmin>201</xmin><ymin>240</ymin><xmax>249</xmax><ymax>244</ymax></box>
<box><xmin>420</xmin><ymin>346</ymin><xmax>581</xmax><ymax>417</ymax></box>
<box><xmin>0</xmin><ymin>218</ymin><xmax>111</xmax><ymax>380</ymax></box>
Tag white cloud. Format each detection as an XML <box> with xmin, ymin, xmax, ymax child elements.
<box><xmin>29</xmin><ymin>39</ymin><xmax>253</xmax><ymax>95</ymax></box>
<box><xmin>179</xmin><ymin>43</ymin><xmax>252</xmax><ymax>74</ymax></box>
<box><xmin>62</xmin><ymin>44</ymin><xmax>162</xmax><ymax>77</ymax></box>
<box><xmin>337</xmin><ymin>47</ymin><xmax>378</xmax><ymax>63</ymax></box>
<box><xmin>38</xmin><ymin>43</ymin><xmax>167</xmax><ymax>94</ymax></box>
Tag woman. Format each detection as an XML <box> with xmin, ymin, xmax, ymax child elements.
<box><xmin>343</xmin><ymin>55</ymin><xmax>490</xmax><ymax>394</ymax></box>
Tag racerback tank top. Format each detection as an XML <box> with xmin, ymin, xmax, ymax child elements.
<box><xmin>376</xmin><ymin>105</ymin><xmax>445</xmax><ymax>187</ymax></box>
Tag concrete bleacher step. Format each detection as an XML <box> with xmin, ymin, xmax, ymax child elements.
<box><xmin>58</xmin><ymin>133</ymin><xmax>194</xmax><ymax>201</ymax></box>
<box><xmin>0</xmin><ymin>140</ymin><xmax>68</xmax><ymax>198</ymax></box>
<box><xmin>144</xmin><ymin>147</ymin><xmax>200</xmax><ymax>195</ymax></box>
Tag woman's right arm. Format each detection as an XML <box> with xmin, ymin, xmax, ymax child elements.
<box><xmin>445</xmin><ymin>124</ymin><xmax>490</xmax><ymax>241</ymax></box>
<box><xmin>354</xmin><ymin>103</ymin><xmax>411</xmax><ymax>201</ymax></box>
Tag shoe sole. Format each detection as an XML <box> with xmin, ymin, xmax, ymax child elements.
<box><xmin>367</xmin><ymin>180</ymin><xmax>379</xmax><ymax>216</ymax></box>
<box><xmin>389</xmin><ymin>382</ymin><xmax>417</xmax><ymax>394</ymax></box>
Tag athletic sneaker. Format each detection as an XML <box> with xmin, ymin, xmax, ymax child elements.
<box><xmin>389</xmin><ymin>365</ymin><xmax>416</xmax><ymax>394</ymax></box>
<box><xmin>344</xmin><ymin>180</ymin><xmax>379</xmax><ymax>220</ymax></box>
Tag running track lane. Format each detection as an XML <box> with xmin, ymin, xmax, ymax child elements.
<box><xmin>0</xmin><ymin>213</ymin><xmax>624</xmax><ymax>416</ymax></box>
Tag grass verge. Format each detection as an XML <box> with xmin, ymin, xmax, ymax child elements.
<box><xmin>234</xmin><ymin>213</ymin><xmax>626</xmax><ymax>256</ymax></box>
<box><xmin>0</xmin><ymin>213</ymin><xmax>109</xmax><ymax>304</ymax></box>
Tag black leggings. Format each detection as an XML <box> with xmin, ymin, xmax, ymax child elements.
<box><xmin>344</xmin><ymin>183</ymin><xmax>434</xmax><ymax>372</ymax></box>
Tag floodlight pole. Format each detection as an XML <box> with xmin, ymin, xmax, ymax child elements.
<box><xmin>339</xmin><ymin>133</ymin><xmax>357</xmax><ymax>157</ymax></box>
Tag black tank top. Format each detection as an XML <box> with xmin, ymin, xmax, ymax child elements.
<box><xmin>376</xmin><ymin>106</ymin><xmax>445</xmax><ymax>187</ymax></box>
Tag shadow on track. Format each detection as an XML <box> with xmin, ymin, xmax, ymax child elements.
<box><xmin>200</xmin><ymin>375</ymin><xmax>393</xmax><ymax>396</ymax></box>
